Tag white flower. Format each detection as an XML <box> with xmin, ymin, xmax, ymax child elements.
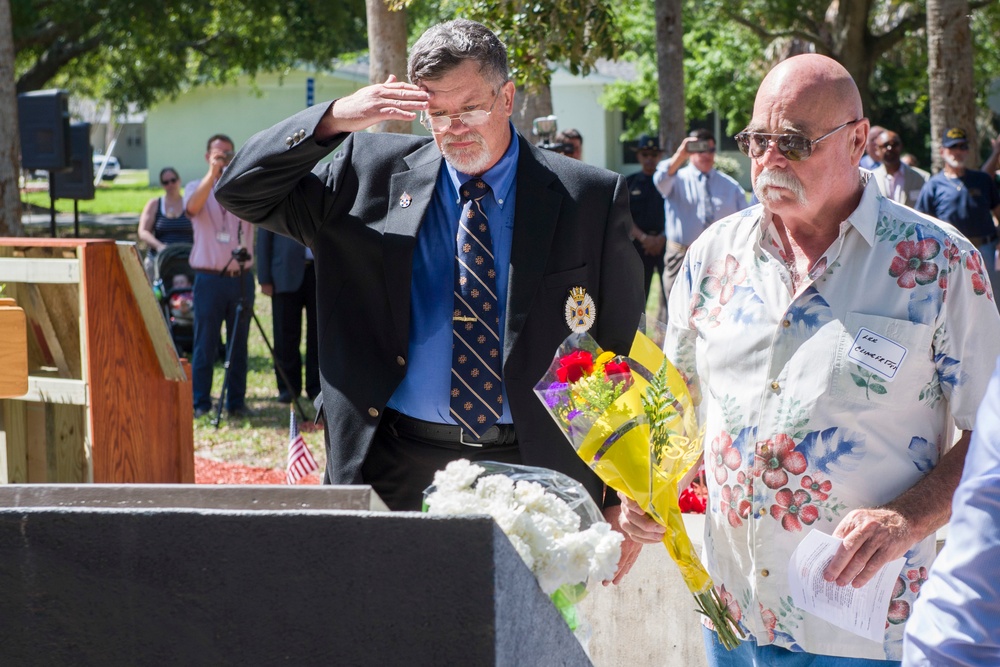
<box><xmin>425</xmin><ymin>460</ymin><xmax>623</xmax><ymax>595</ymax></box>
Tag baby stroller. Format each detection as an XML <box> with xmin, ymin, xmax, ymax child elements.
<box><xmin>152</xmin><ymin>243</ymin><xmax>195</xmax><ymax>354</ymax></box>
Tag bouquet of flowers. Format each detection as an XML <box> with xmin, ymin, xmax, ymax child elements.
<box><xmin>423</xmin><ymin>460</ymin><xmax>623</xmax><ymax>644</ymax></box>
<box><xmin>534</xmin><ymin>320</ymin><xmax>744</xmax><ymax>650</ymax></box>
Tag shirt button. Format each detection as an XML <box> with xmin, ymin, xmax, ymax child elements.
<box><xmin>761</xmin><ymin>569</ymin><xmax>770</xmax><ymax>577</ymax></box>
<box><xmin>782</xmin><ymin>319</ymin><xmax>791</xmax><ymax>328</ymax></box>
<box><xmin>368</xmin><ymin>407</ymin><xmax>379</xmax><ymax>418</ymax></box>
<box><xmin>770</xmin><ymin>381</ymin><xmax>780</xmax><ymax>392</ymax></box>
<box><xmin>396</xmin><ymin>356</ymin><xmax>406</xmax><ymax>366</ymax></box>
<box><xmin>285</xmin><ymin>136</ymin><xmax>294</xmax><ymax>147</ymax></box>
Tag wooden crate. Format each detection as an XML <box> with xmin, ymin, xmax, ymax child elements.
<box><xmin>0</xmin><ymin>239</ymin><xmax>193</xmax><ymax>483</ymax></box>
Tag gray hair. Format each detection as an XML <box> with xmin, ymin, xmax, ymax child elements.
<box><xmin>407</xmin><ymin>19</ymin><xmax>508</xmax><ymax>89</ymax></box>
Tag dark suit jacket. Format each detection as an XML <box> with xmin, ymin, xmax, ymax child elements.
<box><xmin>255</xmin><ymin>227</ymin><xmax>308</xmax><ymax>293</ymax></box>
<box><xmin>216</xmin><ymin>103</ymin><xmax>644</xmax><ymax>504</ymax></box>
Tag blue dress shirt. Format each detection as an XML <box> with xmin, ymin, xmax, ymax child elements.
<box><xmin>387</xmin><ymin>129</ymin><xmax>519</xmax><ymax>424</ymax></box>
<box><xmin>902</xmin><ymin>355</ymin><xmax>1000</xmax><ymax>666</ymax></box>
<box><xmin>653</xmin><ymin>163</ymin><xmax>747</xmax><ymax>247</ymax></box>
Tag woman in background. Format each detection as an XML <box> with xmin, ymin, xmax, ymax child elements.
<box><xmin>138</xmin><ymin>167</ymin><xmax>192</xmax><ymax>281</ymax></box>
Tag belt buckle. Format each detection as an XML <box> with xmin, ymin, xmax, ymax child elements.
<box><xmin>459</xmin><ymin>428</ymin><xmax>486</xmax><ymax>447</ymax></box>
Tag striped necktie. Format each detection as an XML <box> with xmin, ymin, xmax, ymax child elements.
<box><xmin>450</xmin><ymin>179</ymin><xmax>503</xmax><ymax>438</ymax></box>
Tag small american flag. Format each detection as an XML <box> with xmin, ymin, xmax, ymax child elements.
<box><xmin>286</xmin><ymin>406</ymin><xmax>319</xmax><ymax>484</ymax></box>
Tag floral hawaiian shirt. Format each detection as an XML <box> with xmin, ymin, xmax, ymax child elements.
<box><xmin>665</xmin><ymin>177</ymin><xmax>1000</xmax><ymax>660</ymax></box>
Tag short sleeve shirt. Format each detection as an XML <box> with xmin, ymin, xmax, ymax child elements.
<box><xmin>915</xmin><ymin>169</ymin><xmax>1000</xmax><ymax>239</ymax></box>
<box><xmin>665</xmin><ymin>177</ymin><xmax>1000</xmax><ymax>660</ymax></box>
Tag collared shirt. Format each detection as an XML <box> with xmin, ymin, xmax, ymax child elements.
<box><xmin>184</xmin><ymin>179</ymin><xmax>254</xmax><ymax>272</ymax></box>
<box><xmin>653</xmin><ymin>163</ymin><xmax>747</xmax><ymax>247</ymax></box>
<box><xmin>915</xmin><ymin>169</ymin><xmax>1000</xmax><ymax>239</ymax></box>
<box><xmin>387</xmin><ymin>129</ymin><xmax>519</xmax><ymax>424</ymax></box>
<box><xmin>903</xmin><ymin>355</ymin><xmax>1000</xmax><ymax>665</ymax></box>
<box><xmin>665</xmin><ymin>177</ymin><xmax>1000</xmax><ymax>660</ymax></box>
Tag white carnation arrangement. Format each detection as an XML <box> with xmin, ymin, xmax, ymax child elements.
<box><xmin>424</xmin><ymin>459</ymin><xmax>623</xmax><ymax>596</ymax></box>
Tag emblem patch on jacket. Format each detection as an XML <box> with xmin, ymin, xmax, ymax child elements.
<box><xmin>565</xmin><ymin>286</ymin><xmax>596</xmax><ymax>333</ymax></box>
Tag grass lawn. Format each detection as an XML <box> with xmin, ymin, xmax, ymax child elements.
<box><xmin>22</xmin><ymin>170</ymin><xmax>159</xmax><ymax>216</ymax></box>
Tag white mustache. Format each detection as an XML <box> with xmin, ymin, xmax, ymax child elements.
<box><xmin>754</xmin><ymin>169</ymin><xmax>808</xmax><ymax>205</ymax></box>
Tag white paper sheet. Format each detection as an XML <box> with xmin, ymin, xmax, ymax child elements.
<box><xmin>787</xmin><ymin>530</ymin><xmax>905</xmax><ymax>643</ymax></box>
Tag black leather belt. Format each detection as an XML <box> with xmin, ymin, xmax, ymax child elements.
<box><xmin>384</xmin><ymin>409</ymin><xmax>517</xmax><ymax>448</ymax></box>
<box><xmin>194</xmin><ymin>268</ymin><xmax>244</xmax><ymax>278</ymax></box>
<box><xmin>965</xmin><ymin>234</ymin><xmax>997</xmax><ymax>247</ymax></box>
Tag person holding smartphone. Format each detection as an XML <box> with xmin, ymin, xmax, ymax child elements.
<box><xmin>653</xmin><ymin>128</ymin><xmax>748</xmax><ymax>312</ymax></box>
<box><xmin>185</xmin><ymin>134</ymin><xmax>256</xmax><ymax>419</ymax></box>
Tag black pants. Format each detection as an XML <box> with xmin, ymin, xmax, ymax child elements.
<box><xmin>361</xmin><ymin>416</ymin><xmax>521</xmax><ymax>511</ymax></box>
<box><xmin>271</xmin><ymin>263</ymin><xmax>320</xmax><ymax>399</ymax></box>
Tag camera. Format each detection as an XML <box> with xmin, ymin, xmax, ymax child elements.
<box><xmin>687</xmin><ymin>140</ymin><xmax>712</xmax><ymax>153</ymax></box>
<box><xmin>232</xmin><ymin>246</ymin><xmax>251</xmax><ymax>263</ymax></box>
<box><xmin>532</xmin><ymin>115</ymin><xmax>573</xmax><ymax>155</ymax></box>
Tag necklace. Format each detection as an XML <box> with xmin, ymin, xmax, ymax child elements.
<box><xmin>163</xmin><ymin>196</ymin><xmax>184</xmax><ymax>218</ymax></box>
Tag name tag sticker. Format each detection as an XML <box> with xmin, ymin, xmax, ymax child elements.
<box><xmin>848</xmin><ymin>328</ymin><xmax>906</xmax><ymax>382</ymax></box>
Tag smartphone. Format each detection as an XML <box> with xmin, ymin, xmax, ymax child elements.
<box><xmin>687</xmin><ymin>140</ymin><xmax>712</xmax><ymax>153</ymax></box>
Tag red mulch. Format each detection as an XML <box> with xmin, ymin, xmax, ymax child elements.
<box><xmin>194</xmin><ymin>456</ymin><xmax>320</xmax><ymax>485</ymax></box>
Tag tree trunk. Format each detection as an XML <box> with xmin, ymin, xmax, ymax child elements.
<box><xmin>365</xmin><ymin>0</ymin><xmax>411</xmax><ymax>134</ymax></box>
<box><xmin>0</xmin><ymin>0</ymin><xmax>23</xmax><ymax>236</ymax></box>
<box><xmin>926</xmin><ymin>0</ymin><xmax>976</xmax><ymax>172</ymax></box>
<box><xmin>511</xmin><ymin>85</ymin><xmax>553</xmax><ymax>142</ymax></box>
<box><xmin>655</xmin><ymin>0</ymin><xmax>684</xmax><ymax>153</ymax></box>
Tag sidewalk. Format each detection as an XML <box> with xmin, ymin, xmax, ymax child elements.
<box><xmin>21</xmin><ymin>209</ymin><xmax>137</xmax><ymax>228</ymax></box>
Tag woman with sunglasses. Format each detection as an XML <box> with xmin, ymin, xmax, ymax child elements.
<box><xmin>138</xmin><ymin>167</ymin><xmax>193</xmax><ymax>281</ymax></box>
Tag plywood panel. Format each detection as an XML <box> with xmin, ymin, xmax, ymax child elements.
<box><xmin>24</xmin><ymin>402</ymin><xmax>47</xmax><ymax>482</ymax></box>
<box><xmin>52</xmin><ymin>404</ymin><xmax>89</xmax><ymax>483</ymax></box>
<box><xmin>0</xmin><ymin>401</ymin><xmax>28</xmax><ymax>483</ymax></box>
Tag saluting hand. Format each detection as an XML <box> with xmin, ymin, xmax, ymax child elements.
<box><xmin>322</xmin><ymin>76</ymin><xmax>430</xmax><ymax>137</ymax></box>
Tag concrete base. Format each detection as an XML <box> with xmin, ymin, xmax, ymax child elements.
<box><xmin>580</xmin><ymin>514</ymin><xmax>709</xmax><ymax>667</ymax></box>
<box><xmin>0</xmin><ymin>485</ymin><xmax>590</xmax><ymax>666</ymax></box>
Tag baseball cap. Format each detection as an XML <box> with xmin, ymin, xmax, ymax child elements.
<box><xmin>633</xmin><ymin>134</ymin><xmax>662</xmax><ymax>152</ymax></box>
<box><xmin>942</xmin><ymin>127</ymin><xmax>969</xmax><ymax>148</ymax></box>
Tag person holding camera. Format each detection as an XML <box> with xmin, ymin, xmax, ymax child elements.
<box><xmin>185</xmin><ymin>133</ymin><xmax>256</xmax><ymax>419</ymax></box>
<box><xmin>654</xmin><ymin>128</ymin><xmax>747</xmax><ymax>309</ymax></box>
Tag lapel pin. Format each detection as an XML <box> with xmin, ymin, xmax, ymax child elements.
<box><xmin>399</xmin><ymin>192</ymin><xmax>412</xmax><ymax>208</ymax></box>
<box><xmin>565</xmin><ymin>286</ymin><xmax>596</xmax><ymax>333</ymax></box>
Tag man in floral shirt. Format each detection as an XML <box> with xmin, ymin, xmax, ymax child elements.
<box><xmin>618</xmin><ymin>54</ymin><xmax>1000</xmax><ymax>665</ymax></box>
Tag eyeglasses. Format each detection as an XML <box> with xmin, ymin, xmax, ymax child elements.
<box><xmin>161</xmin><ymin>177</ymin><xmax>179</xmax><ymax>185</ymax></box>
<box><xmin>734</xmin><ymin>119</ymin><xmax>862</xmax><ymax>162</ymax></box>
<box><xmin>420</xmin><ymin>88</ymin><xmax>503</xmax><ymax>134</ymax></box>
<box><xmin>877</xmin><ymin>140</ymin><xmax>901</xmax><ymax>150</ymax></box>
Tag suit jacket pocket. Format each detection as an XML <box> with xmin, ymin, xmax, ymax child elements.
<box><xmin>542</xmin><ymin>264</ymin><xmax>588</xmax><ymax>289</ymax></box>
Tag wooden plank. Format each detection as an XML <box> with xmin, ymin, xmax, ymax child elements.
<box><xmin>25</xmin><ymin>402</ymin><xmax>47</xmax><ymax>482</ymax></box>
<box><xmin>11</xmin><ymin>377</ymin><xmax>88</xmax><ymax>405</ymax></box>
<box><xmin>176</xmin><ymin>359</ymin><xmax>195</xmax><ymax>483</ymax></box>
<box><xmin>116</xmin><ymin>243</ymin><xmax>186</xmax><ymax>382</ymax></box>
<box><xmin>0</xmin><ymin>303</ymin><xmax>28</xmax><ymax>398</ymax></box>
<box><xmin>0</xmin><ymin>257</ymin><xmax>80</xmax><ymax>283</ymax></box>
<box><xmin>52</xmin><ymin>404</ymin><xmax>90</xmax><ymax>483</ymax></box>
<box><xmin>0</xmin><ymin>400</ymin><xmax>29</xmax><ymax>483</ymax></box>
<box><xmin>19</xmin><ymin>283</ymin><xmax>72</xmax><ymax>378</ymax></box>
<box><xmin>36</xmin><ymin>282</ymin><xmax>83</xmax><ymax>379</ymax></box>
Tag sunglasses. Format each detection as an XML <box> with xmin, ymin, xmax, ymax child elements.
<box><xmin>161</xmin><ymin>177</ymin><xmax>179</xmax><ymax>185</ymax></box>
<box><xmin>734</xmin><ymin>119</ymin><xmax>862</xmax><ymax>161</ymax></box>
<box><xmin>420</xmin><ymin>88</ymin><xmax>503</xmax><ymax>134</ymax></box>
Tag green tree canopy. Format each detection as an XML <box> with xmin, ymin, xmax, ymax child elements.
<box><xmin>12</xmin><ymin>0</ymin><xmax>368</xmax><ymax>113</ymax></box>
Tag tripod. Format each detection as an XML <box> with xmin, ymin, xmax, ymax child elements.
<box><xmin>212</xmin><ymin>246</ymin><xmax>308</xmax><ymax>429</ymax></box>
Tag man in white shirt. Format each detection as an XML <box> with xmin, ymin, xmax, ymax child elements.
<box><xmin>618</xmin><ymin>54</ymin><xmax>1000</xmax><ymax>665</ymax></box>
<box><xmin>871</xmin><ymin>130</ymin><xmax>927</xmax><ymax>208</ymax></box>
<box><xmin>653</xmin><ymin>128</ymin><xmax>747</xmax><ymax>308</ymax></box>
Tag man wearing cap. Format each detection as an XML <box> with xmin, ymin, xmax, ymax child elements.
<box><xmin>916</xmin><ymin>127</ymin><xmax>1000</xmax><ymax>305</ymax></box>
<box><xmin>654</xmin><ymin>128</ymin><xmax>748</xmax><ymax>308</ymax></box>
<box><xmin>627</xmin><ymin>134</ymin><xmax>667</xmax><ymax>302</ymax></box>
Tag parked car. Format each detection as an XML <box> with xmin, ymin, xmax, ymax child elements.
<box><xmin>93</xmin><ymin>153</ymin><xmax>120</xmax><ymax>181</ymax></box>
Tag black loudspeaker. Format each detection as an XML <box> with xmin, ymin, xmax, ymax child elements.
<box><xmin>18</xmin><ymin>89</ymin><xmax>71</xmax><ymax>172</ymax></box>
<box><xmin>50</xmin><ymin>123</ymin><xmax>95</xmax><ymax>200</ymax></box>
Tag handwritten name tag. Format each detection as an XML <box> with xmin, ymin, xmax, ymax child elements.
<box><xmin>848</xmin><ymin>328</ymin><xmax>906</xmax><ymax>382</ymax></box>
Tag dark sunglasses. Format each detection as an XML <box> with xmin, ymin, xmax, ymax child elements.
<box><xmin>161</xmin><ymin>177</ymin><xmax>179</xmax><ymax>185</ymax></box>
<box><xmin>734</xmin><ymin>119</ymin><xmax>862</xmax><ymax>161</ymax></box>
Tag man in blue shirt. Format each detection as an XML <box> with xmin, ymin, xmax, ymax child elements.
<box><xmin>903</xmin><ymin>355</ymin><xmax>1000</xmax><ymax>665</ymax></box>
<box><xmin>916</xmin><ymin>127</ymin><xmax>1000</xmax><ymax>304</ymax></box>
<box><xmin>216</xmin><ymin>19</ymin><xmax>645</xmax><ymax>570</ymax></box>
<box><xmin>654</xmin><ymin>128</ymin><xmax>747</xmax><ymax>307</ymax></box>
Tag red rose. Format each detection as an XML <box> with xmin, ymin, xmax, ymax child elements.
<box><xmin>556</xmin><ymin>350</ymin><xmax>594</xmax><ymax>383</ymax></box>
<box><xmin>604</xmin><ymin>359</ymin><xmax>631</xmax><ymax>379</ymax></box>
<box><xmin>679</xmin><ymin>487</ymin><xmax>707</xmax><ymax>514</ymax></box>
